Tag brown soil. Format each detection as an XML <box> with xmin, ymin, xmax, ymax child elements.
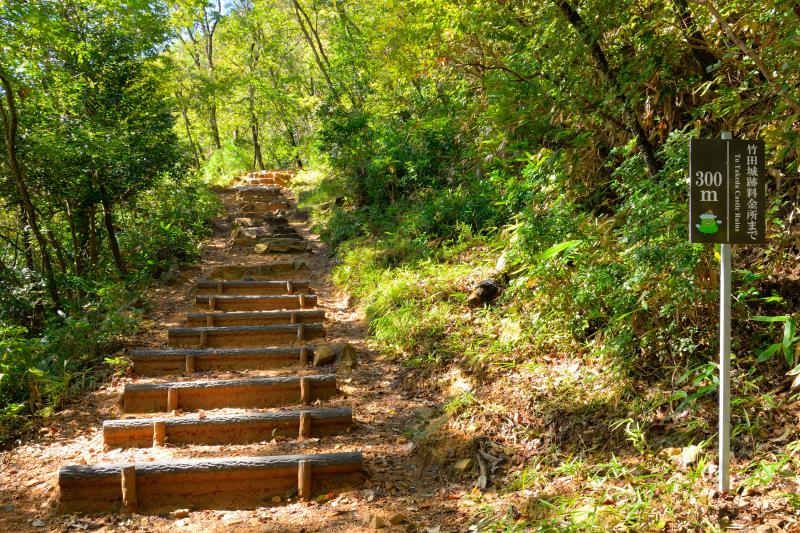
<box><xmin>0</xmin><ymin>179</ymin><xmax>473</xmax><ymax>533</ymax></box>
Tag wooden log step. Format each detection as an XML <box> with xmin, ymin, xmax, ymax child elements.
<box><xmin>129</xmin><ymin>347</ymin><xmax>313</xmax><ymax>375</ymax></box>
<box><xmin>103</xmin><ymin>407</ymin><xmax>353</xmax><ymax>448</ymax></box>
<box><xmin>186</xmin><ymin>309</ymin><xmax>325</xmax><ymax>327</ymax></box>
<box><xmin>57</xmin><ymin>452</ymin><xmax>364</xmax><ymax>513</ymax></box>
<box><xmin>167</xmin><ymin>323</ymin><xmax>325</xmax><ymax>348</ymax></box>
<box><xmin>195</xmin><ymin>279</ymin><xmax>312</xmax><ymax>296</ymax></box>
<box><xmin>207</xmin><ymin>261</ymin><xmax>307</xmax><ymax>279</ymax></box>
<box><xmin>195</xmin><ymin>294</ymin><xmax>317</xmax><ymax>311</ymax></box>
<box><xmin>122</xmin><ymin>374</ymin><xmax>337</xmax><ymax>413</ymax></box>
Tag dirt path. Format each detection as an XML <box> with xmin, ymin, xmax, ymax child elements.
<box><xmin>0</xmin><ymin>175</ymin><xmax>473</xmax><ymax>533</ymax></box>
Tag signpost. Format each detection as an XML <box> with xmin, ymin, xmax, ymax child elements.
<box><xmin>689</xmin><ymin>133</ymin><xmax>766</xmax><ymax>493</ymax></box>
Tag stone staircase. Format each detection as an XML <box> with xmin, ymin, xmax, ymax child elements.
<box><xmin>56</xmin><ymin>170</ymin><xmax>365</xmax><ymax>514</ymax></box>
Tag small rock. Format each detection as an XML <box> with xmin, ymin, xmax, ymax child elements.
<box><xmin>454</xmin><ymin>458</ymin><xmax>473</xmax><ymax>472</ymax></box>
<box><xmin>271</xmin><ymin>496</ymin><xmax>282</xmax><ymax>503</ymax></box>
<box><xmin>466</xmin><ymin>279</ymin><xmax>503</xmax><ymax>306</ymax></box>
<box><xmin>3</xmin><ymin>504</ymin><xmax>14</xmax><ymax>512</ymax></box>
<box><xmin>312</xmin><ymin>345</ymin><xmax>335</xmax><ymax>366</ymax></box>
<box><xmin>31</xmin><ymin>519</ymin><xmax>45</xmax><ymax>528</ymax></box>
<box><xmin>358</xmin><ymin>509</ymin><xmax>387</xmax><ymax>529</ymax></box>
<box><xmin>172</xmin><ymin>509</ymin><xmax>190</xmax><ymax>519</ymax></box>
<box><xmin>389</xmin><ymin>513</ymin><xmax>407</xmax><ymax>525</ymax></box>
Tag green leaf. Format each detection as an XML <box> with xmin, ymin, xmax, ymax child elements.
<box><xmin>756</xmin><ymin>343</ymin><xmax>781</xmax><ymax>363</ymax></box>
<box><xmin>751</xmin><ymin>315</ymin><xmax>791</xmax><ymax>323</ymax></box>
<box><xmin>534</xmin><ymin>239</ymin><xmax>583</xmax><ymax>261</ymax></box>
<box><xmin>783</xmin><ymin>319</ymin><xmax>796</xmax><ymax>351</ymax></box>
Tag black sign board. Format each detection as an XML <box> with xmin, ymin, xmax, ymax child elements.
<box><xmin>689</xmin><ymin>139</ymin><xmax>766</xmax><ymax>244</ymax></box>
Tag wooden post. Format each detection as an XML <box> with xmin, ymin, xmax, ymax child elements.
<box><xmin>120</xmin><ymin>466</ymin><xmax>138</xmax><ymax>513</ymax></box>
<box><xmin>297</xmin><ymin>324</ymin><xmax>305</xmax><ymax>342</ymax></box>
<box><xmin>206</xmin><ymin>314</ymin><xmax>214</xmax><ymax>327</ymax></box>
<box><xmin>209</xmin><ymin>296</ymin><xmax>216</xmax><ymax>311</ymax></box>
<box><xmin>290</xmin><ymin>312</ymin><xmax>297</xmax><ymax>325</ymax></box>
<box><xmin>300</xmin><ymin>346</ymin><xmax>309</xmax><ymax>366</ymax></box>
<box><xmin>199</xmin><ymin>330</ymin><xmax>208</xmax><ymax>348</ymax></box>
<box><xmin>298</xmin><ymin>460</ymin><xmax>311</xmax><ymax>500</ymax></box>
<box><xmin>300</xmin><ymin>377</ymin><xmax>311</xmax><ymax>405</ymax></box>
<box><xmin>217</xmin><ymin>281</ymin><xmax>223</xmax><ymax>294</ymax></box>
<box><xmin>152</xmin><ymin>421</ymin><xmax>166</xmax><ymax>447</ymax></box>
<box><xmin>186</xmin><ymin>354</ymin><xmax>197</xmax><ymax>373</ymax></box>
<box><xmin>298</xmin><ymin>411</ymin><xmax>311</xmax><ymax>441</ymax></box>
<box><xmin>167</xmin><ymin>388</ymin><xmax>179</xmax><ymax>411</ymax></box>
<box><xmin>286</xmin><ymin>281</ymin><xmax>293</xmax><ymax>294</ymax></box>
<box><xmin>299</xmin><ymin>294</ymin><xmax>306</xmax><ymax>308</ymax></box>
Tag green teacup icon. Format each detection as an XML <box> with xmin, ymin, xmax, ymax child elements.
<box><xmin>696</xmin><ymin>211</ymin><xmax>721</xmax><ymax>234</ymax></box>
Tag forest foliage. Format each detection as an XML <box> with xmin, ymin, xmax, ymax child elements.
<box><xmin>2</xmin><ymin>0</ymin><xmax>800</xmax><ymax>527</ymax></box>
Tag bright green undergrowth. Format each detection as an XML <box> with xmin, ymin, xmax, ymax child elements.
<box><xmin>0</xmin><ymin>174</ymin><xmax>219</xmax><ymax>442</ymax></box>
<box><xmin>293</xmin><ymin>130</ymin><xmax>800</xmax><ymax>528</ymax></box>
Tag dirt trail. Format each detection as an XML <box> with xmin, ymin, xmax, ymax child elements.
<box><xmin>0</xmin><ymin>175</ymin><xmax>472</xmax><ymax>532</ymax></box>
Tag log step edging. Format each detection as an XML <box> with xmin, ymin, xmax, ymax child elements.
<box><xmin>167</xmin><ymin>323</ymin><xmax>324</xmax><ymax>348</ymax></box>
<box><xmin>195</xmin><ymin>279</ymin><xmax>312</xmax><ymax>296</ymax></box>
<box><xmin>128</xmin><ymin>346</ymin><xmax>312</xmax><ymax>375</ymax></box>
<box><xmin>122</xmin><ymin>374</ymin><xmax>337</xmax><ymax>413</ymax></box>
<box><xmin>206</xmin><ymin>262</ymin><xmax>307</xmax><ymax>280</ymax></box>
<box><xmin>103</xmin><ymin>407</ymin><xmax>353</xmax><ymax>448</ymax></box>
<box><xmin>57</xmin><ymin>452</ymin><xmax>364</xmax><ymax>513</ymax></box>
<box><xmin>195</xmin><ymin>294</ymin><xmax>318</xmax><ymax>311</ymax></box>
<box><xmin>186</xmin><ymin>309</ymin><xmax>325</xmax><ymax>327</ymax></box>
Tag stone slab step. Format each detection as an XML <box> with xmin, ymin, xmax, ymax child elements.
<box><xmin>57</xmin><ymin>452</ymin><xmax>363</xmax><ymax>513</ymax></box>
<box><xmin>122</xmin><ymin>375</ymin><xmax>337</xmax><ymax>413</ymax></box>
<box><xmin>206</xmin><ymin>261</ymin><xmax>307</xmax><ymax>280</ymax></box>
<box><xmin>195</xmin><ymin>279</ymin><xmax>313</xmax><ymax>296</ymax></box>
<box><xmin>234</xmin><ymin>185</ymin><xmax>282</xmax><ymax>199</ymax></box>
<box><xmin>167</xmin><ymin>323</ymin><xmax>325</xmax><ymax>348</ymax></box>
<box><xmin>128</xmin><ymin>347</ymin><xmax>313</xmax><ymax>375</ymax></box>
<box><xmin>196</xmin><ymin>294</ymin><xmax>317</xmax><ymax>311</ymax></box>
<box><xmin>103</xmin><ymin>407</ymin><xmax>353</xmax><ymax>448</ymax></box>
<box><xmin>186</xmin><ymin>309</ymin><xmax>325</xmax><ymax>327</ymax></box>
<box><xmin>238</xmin><ymin>200</ymin><xmax>290</xmax><ymax>213</ymax></box>
<box><xmin>253</xmin><ymin>239</ymin><xmax>309</xmax><ymax>254</ymax></box>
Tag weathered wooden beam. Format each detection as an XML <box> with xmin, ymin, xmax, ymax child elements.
<box><xmin>167</xmin><ymin>323</ymin><xmax>324</xmax><ymax>348</ymax></box>
<box><xmin>128</xmin><ymin>347</ymin><xmax>312</xmax><ymax>375</ymax></box>
<box><xmin>186</xmin><ymin>309</ymin><xmax>325</xmax><ymax>328</ymax></box>
<box><xmin>57</xmin><ymin>452</ymin><xmax>364</xmax><ymax>513</ymax></box>
<box><xmin>121</xmin><ymin>374</ymin><xmax>337</xmax><ymax>413</ymax></box>
<box><xmin>103</xmin><ymin>407</ymin><xmax>352</xmax><ymax>448</ymax></box>
<box><xmin>195</xmin><ymin>279</ymin><xmax>312</xmax><ymax>296</ymax></box>
<box><xmin>195</xmin><ymin>294</ymin><xmax>317</xmax><ymax>311</ymax></box>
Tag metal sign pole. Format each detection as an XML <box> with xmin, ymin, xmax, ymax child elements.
<box><xmin>719</xmin><ymin>130</ymin><xmax>732</xmax><ymax>493</ymax></box>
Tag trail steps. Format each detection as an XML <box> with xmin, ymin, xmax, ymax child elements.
<box><xmin>56</xmin><ymin>169</ymin><xmax>365</xmax><ymax>513</ymax></box>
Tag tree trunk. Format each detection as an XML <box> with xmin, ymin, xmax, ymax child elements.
<box><xmin>249</xmin><ymin>86</ymin><xmax>265</xmax><ymax>170</ymax></box>
<box><xmin>180</xmin><ymin>103</ymin><xmax>201</xmax><ymax>166</ymax></box>
<box><xmin>0</xmin><ymin>71</ymin><xmax>60</xmax><ymax>306</ymax></box>
<box><xmin>293</xmin><ymin>1</ymin><xmax>339</xmax><ymax>101</ymax></box>
<box><xmin>209</xmin><ymin>103</ymin><xmax>222</xmax><ymax>149</ymax></box>
<box><xmin>671</xmin><ymin>0</ymin><xmax>717</xmax><ymax>81</ymax></box>
<box><xmin>19</xmin><ymin>202</ymin><xmax>35</xmax><ymax>272</ymax></box>
<box><xmin>46</xmin><ymin>228</ymin><xmax>67</xmax><ymax>275</ymax></box>
<box><xmin>100</xmin><ymin>196</ymin><xmax>126</xmax><ymax>276</ymax></box>
<box><xmin>88</xmin><ymin>204</ymin><xmax>99</xmax><ymax>269</ymax></box>
<box><xmin>553</xmin><ymin>0</ymin><xmax>661</xmax><ymax>176</ymax></box>
<box><xmin>285</xmin><ymin>125</ymin><xmax>304</xmax><ymax>170</ymax></box>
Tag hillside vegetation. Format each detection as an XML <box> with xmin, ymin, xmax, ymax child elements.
<box><xmin>2</xmin><ymin>0</ymin><xmax>799</xmax><ymax>529</ymax></box>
